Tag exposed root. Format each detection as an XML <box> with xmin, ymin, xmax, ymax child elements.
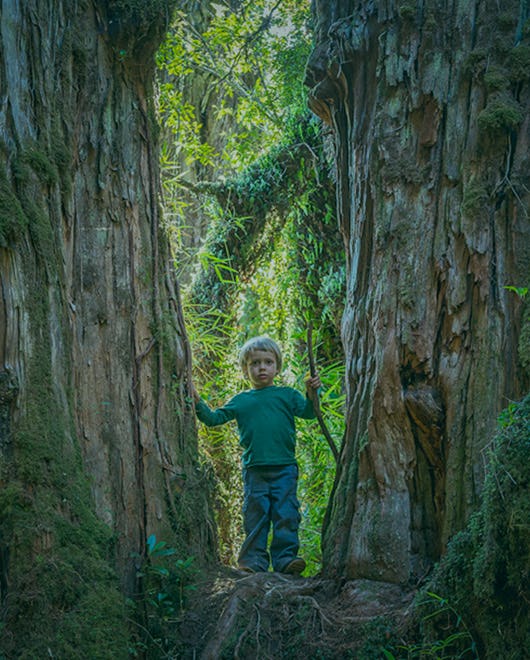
<box><xmin>174</xmin><ymin>568</ymin><xmax>415</xmax><ymax>659</ymax></box>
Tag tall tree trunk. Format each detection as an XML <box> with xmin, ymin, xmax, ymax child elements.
<box><xmin>0</xmin><ymin>0</ymin><xmax>214</xmax><ymax>653</ymax></box>
<box><xmin>306</xmin><ymin>0</ymin><xmax>529</xmax><ymax>583</ymax></box>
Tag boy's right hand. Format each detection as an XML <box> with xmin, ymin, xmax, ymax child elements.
<box><xmin>190</xmin><ymin>382</ymin><xmax>201</xmax><ymax>403</ymax></box>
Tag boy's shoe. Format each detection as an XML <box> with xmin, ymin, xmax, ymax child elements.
<box><xmin>282</xmin><ymin>557</ymin><xmax>306</xmax><ymax>575</ymax></box>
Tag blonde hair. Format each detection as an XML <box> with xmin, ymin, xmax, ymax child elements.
<box><xmin>238</xmin><ymin>336</ymin><xmax>283</xmax><ymax>374</ymax></box>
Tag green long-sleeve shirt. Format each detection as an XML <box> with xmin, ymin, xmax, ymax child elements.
<box><xmin>195</xmin><ymin>385</ymin><xmax>316</xmax><ymax>467</ymax></box>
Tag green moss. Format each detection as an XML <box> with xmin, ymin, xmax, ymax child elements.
<box><xmin>381</xmin><ymin>156</ymin><xmax>427</xmax><ymax>186</ymax></box>
<box><xmin>398</xmin><ymin>4</ymin><xmax>416</xmax><ymax>21</ymax></box>
<box><xmin>51</xmin><ymin>122</ymin><xmax>73</xmax><ymax>191</ymax></box>
<box><xmin>4</xmin><ymin>549</ymin><xmax>129</xmax><ymax>658</ymax></box>
<box><xmin>356</xmin><ymin>617</ymin><xmax>400</xmax><ymax>659</ymax></box>
<box><xmin>0</xmin><ymin>260</ymin><xmax>131</xmax><ymax>657</ymax></box>
<box><xmin>483</xmin><ymin>66</ymin><xmax>509</xmax><ymax>92</ymax></box>
<box><xmin>424</xmin><ymin>14</ymin><xmax>437</xmax><ymax>33</ymax></box>
<box><xmin>397</xmin><ymin>264</ymin><xmax>416</xmax><ymax>309</ymax></box>
<box><xmin>498</xmin><ymin>11</ymin><xmax>518</xmax><ymax>31</ymax></box>
<box><xmin>21</xmin><ymin>144</ymin><xmax>59</xmax><ymax>186</ymax></box>
<box><xmin>461</xmin><ymin>179</ymin><xmax>489</xmax><ymax>217</ymax></box>
<box><xmin>464</xmin><ymin>48</ymin><xmax>488</xmax><ymax>76</ymax></box>
<box><xmin>0</xmin><ymin>170</ymin><xmax>28</xmax><ymax>246</ymax></box>
<box><xmin>23</xmin><ymin>197</ymin><xmax>57</xmax><ymax>263</ymax></box>
<box><xmin>11</xmin><ymin>153</ymin><xmax>31</xmax><ymax>186</ymax></box>
<box><xmin>9</xmin><ymin>147</ymin><xmax>59</xmax><ymax>261</ymax></box>
<box><xmin>0</xmin><ymin>483</ymin><xmax>25</xmax><ymax>526</ymax></box>
<box><xmin>1</xmin><ymin>138</ymin><xmax>70</xmax><ymax>251</ymax></box>
<box><xmin>478</xmin><ymin>95</ymin><xmax>523</xmax><ymax>133</ymax></box>
<box><xmin>3</xmin><ymin>452</ymin><xmax>130</xmax><ymax>653</ymax></box>
<box><xmin>507</xmin><ymin>44</ymin><xmax>530</xmax><ymax>82</ymax></box>
<box><xmin>417</xmin><ymin>396</ymin><xmax>530</xmax><ymax>659</ymax></box>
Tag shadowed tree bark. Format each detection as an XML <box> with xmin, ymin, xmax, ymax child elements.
<box><xmin>0</xmin><ymin>1</ymin><xmax>215</xmax><ymax>653</ymax></box>
<box><xmin>306</xmin><ymin>0</ymin><xmax>529</xmax><ymax>583</ymax></box>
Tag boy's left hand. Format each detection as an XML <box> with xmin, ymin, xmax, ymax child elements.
<box><xmin>306</xmin><ymin>373</ymin><xmax>322</xmax><ymax>393</ymax></box>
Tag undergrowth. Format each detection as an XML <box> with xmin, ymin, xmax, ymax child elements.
<box><xmin>128</xmin><ymin>535</ymin><xmax>198</xmax><ymax>657</ymax></box>
<box><xmin>396</xmin><ymin>394</ymin><xmax>530</xmax><ymax>659</ymax></box>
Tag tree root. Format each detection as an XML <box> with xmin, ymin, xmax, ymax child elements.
<box><xmin>176</xmin><ymin>569</ymin><xmax>415</xmax><ymax>659</ymax></box>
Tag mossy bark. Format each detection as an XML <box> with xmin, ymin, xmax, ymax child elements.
<box><xmin>421</xmin><ymin>395</ymin><xmax>530</xmax><ymax>659</ymax></box>
<box><xmin>306</xmin><ymin>0</ymin><xmax>529</xmax><ymax>583</ymax></box>
<box><xmin>0</xmin><ymin>0</ymin><xmax>215</xmax><ymax>655</ymax></box>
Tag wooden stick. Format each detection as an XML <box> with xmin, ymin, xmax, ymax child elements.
<box><xmin>307</xmin><ymin>324</ymin><xmax>339</xmax><ymax>463</ymax></box>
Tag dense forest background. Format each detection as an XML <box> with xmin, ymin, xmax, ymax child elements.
<box><xmin>0</xmin><ymin>0</ymin><xmax>528</xmax><ymax>658</ymax></box>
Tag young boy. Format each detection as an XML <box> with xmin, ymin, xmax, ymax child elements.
<box><xmin>192</xmin><ymin>336</ymin><xmax>321</xmax><ymax>575</ymax></box>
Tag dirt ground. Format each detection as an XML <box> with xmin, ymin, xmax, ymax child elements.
<box><xmin>174</xmin><ymin>568</ymin><xmax>416</xmax><ymax>659</ymax></box>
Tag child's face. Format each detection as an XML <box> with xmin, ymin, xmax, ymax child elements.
<box><xmin>245</xmin><ymin>350</ymin><xmax>278</xmax><ymax>389</ymax></box>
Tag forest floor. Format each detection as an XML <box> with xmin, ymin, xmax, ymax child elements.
<box><xmin>174</xmin><ymin>567</ymin><xmax>416</xmax><ymax>659</ymax></box>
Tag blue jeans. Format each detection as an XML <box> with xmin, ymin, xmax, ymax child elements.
<box><xmin>238</xmin><ymin>464</ymin><xmax>301</xmax><ymax>572</ymax></box>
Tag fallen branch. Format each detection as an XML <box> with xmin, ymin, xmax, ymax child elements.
<box><xmin>307</xmin><ymin>324</ymin><xmax>339</xmax><ymax>463</ymax></box>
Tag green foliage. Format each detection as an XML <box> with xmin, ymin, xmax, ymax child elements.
<box><xmin>158</xmin><ymin>0</ymin><xmax>343</xmax><ymax>576</ymax></box>
<box><xmin>142</xmin><ymin>534</ymin><xmax>196</xmax><ymax>613</ymax></box>
<box><xmin>158</xmin><ymin>0</ymin><xmax>311</xmax><ymax>172</ymax></box>
<box><xmin>184</xmin><ymin>300</ymin><xmax>244</xmax><ymax>563</ymax></box>
<box><xmin>394</xmin><ymin>591</ymin><xmax>479</xmax><ymax>658</ymax></box>
<box><xmin>186</xmin><ymin>112</ymin><xmax>343</xmax><ymax>321</ymax></box>
<box><xmin>157</xmin><ymin>0</ymin><xmax>314</xmax><ymax>252</ymax></box>
<box><xmin>412</xmin><ymin>395</ymin><xmax>530</xmax><ymax>659</ymax></box>
<box><xmin>290</xmin><ymin>351</ymin><xmax>344</xmax><ymax>574</ymax></box>
<box><xmin>504</xmin><ymin>284</ymin><xmax>528</xmax><ymax>298</ymax></box>
<box><xmin>129</xmin><ymin>535</ymin><xmax>198</xmax><ymax>656</ymax></box>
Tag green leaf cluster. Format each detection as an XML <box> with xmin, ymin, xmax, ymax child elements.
<box><xmin>157</xmin><ymin>0</ymin><xmax>312</xmax><ymax>176</ymax></box>
<box><xmin>129</xmin><ymin>535</ymin><xmax>198</xmax><ymax>655</ymax></box>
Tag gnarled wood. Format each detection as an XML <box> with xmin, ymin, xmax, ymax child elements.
<box><xmin>307</xmin><ymin>0</ymin><xmax>530</xmax><ymax>582</ymax></box>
